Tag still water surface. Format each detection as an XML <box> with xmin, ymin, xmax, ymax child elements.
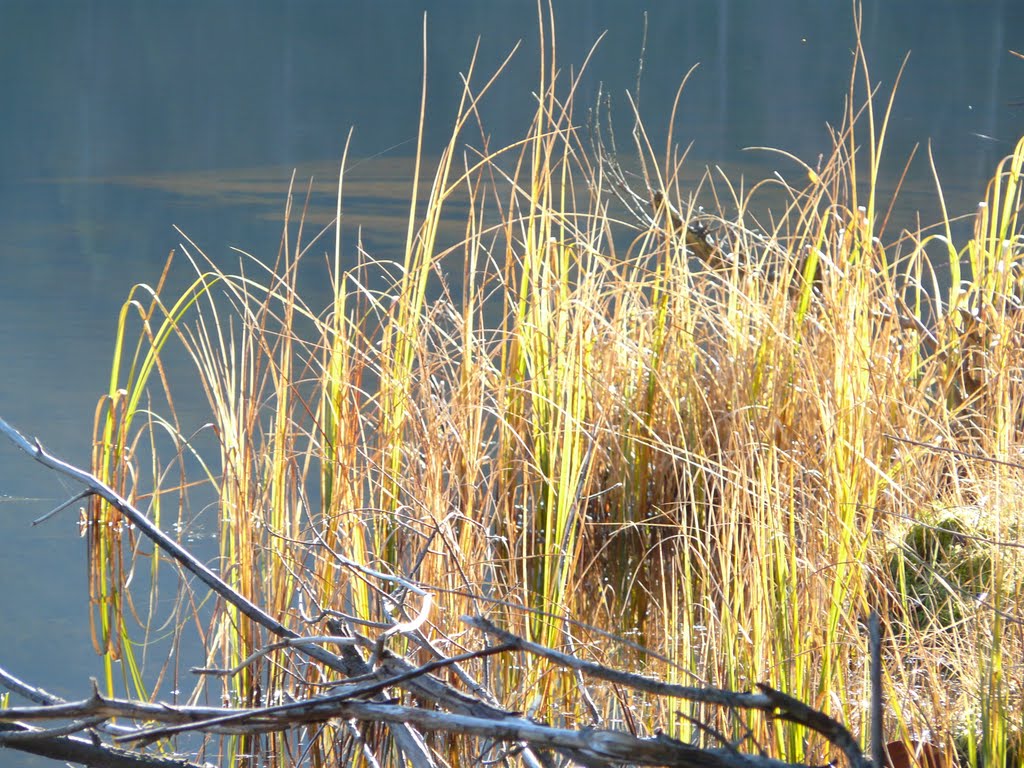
<box><xmin>0</xmin><ymin>2</ymin><xmax>1021</xmax><ymax>764</ymax></box>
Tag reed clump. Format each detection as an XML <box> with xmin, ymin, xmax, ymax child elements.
<box><xmin>85</xmin><ymin>6</ymin><xmax>1024</xmax><ymax>768</ymax></box>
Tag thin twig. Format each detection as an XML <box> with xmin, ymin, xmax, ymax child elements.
<box><xmin>32</xmin><ymin>489</ymin><xmax>90</xmax><ymax>526</ymax></box>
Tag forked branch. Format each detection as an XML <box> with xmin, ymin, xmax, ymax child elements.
<box><xmin>0</xmin><ymin>417</ymin><xmax>883</xmax><ymax>768</ymax></box>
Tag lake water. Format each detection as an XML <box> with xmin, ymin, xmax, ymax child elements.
<box><xmin>0</xmin><ymin>2</ymin><xmax>1021</xmax><ymax>765</ymax></box>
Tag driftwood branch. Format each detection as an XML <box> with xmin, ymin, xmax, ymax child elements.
<box><xmin>1</xmin><ymin>616</ymin><xmax>879</xmax><ymax>768</ymax></box>
<box><xmin>1</xmin><ymin>690</ymin><xmax>808</xmax><ymax>768</ymax></box>
<box><xmin>465</xmin><ymin>616</ymin><xmax>771</xmax><ymax>709</ymax></box>
<box><xmin>0</xmin><ymin>416</ymin><xmax>882</xmax><ymax>768</ymax></box>
<box><xmin>466</xmin><ymin>616</ymin><xmax>871</xmax><ymax>768</ymax></box>
<box><xmin>0</xmin><ymin>721</ymin><xmax>211</xmax><ymax>768</ymax></box>
<box><xmin>0</xmin><ymin>418</ymin><xmax>315</xmax><ymax>656</ymax></box>
<box><xmin>0</xmin><ymin>416</ymin><xmax>436</xmax><ymax>768</ymax></box>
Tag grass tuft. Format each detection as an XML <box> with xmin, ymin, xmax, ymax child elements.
<box><xmin>87</xmin><ymin>5</ymin><xmax>1024</xmax><ymax>766</ymax></box>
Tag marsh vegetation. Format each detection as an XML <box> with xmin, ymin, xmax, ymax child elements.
<box><xmin>3</xmin><ymin>6</ymin><xmax>1024</xmax><ymax>768</ymax></box>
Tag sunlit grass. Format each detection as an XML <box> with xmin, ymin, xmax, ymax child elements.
<box><xmin>86</xmin><ymin>4</ymin><xmax>1024</xmax><ymax>767</ymax></box>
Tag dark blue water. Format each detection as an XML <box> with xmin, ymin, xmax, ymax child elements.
<box><xmin>0</xmin><ymin>3</ymin><xmax>1021</xmax><ymax>765</ymax></box>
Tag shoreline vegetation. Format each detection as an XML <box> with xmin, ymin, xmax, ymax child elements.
<box><xmin>3</xmin><ymin>4</ymin><xmax>1024</xmax><ymax>767</ymax></box>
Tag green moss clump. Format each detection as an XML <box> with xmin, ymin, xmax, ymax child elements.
<box><xmin>888</xmin><ymin>510</ymin><xmax>994</xmax><ymax>632</ymax></box>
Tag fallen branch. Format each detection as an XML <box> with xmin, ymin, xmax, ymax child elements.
<box><xmin>466</xmin><ymin>616</ymin><xmax>870</xmax><ymax>768</ymax></box>
<box><xmin>0</xmin><ymin>688</ymin><xmax>807</xmax><ymax>768</ymax></box>
<box><xmin>0</xmin><ymin>416</ymin><xmax>436</xmax><ymax>768</ymax></box>
<box><xmin>0</xmin><ymin>721</ymin><xmax>210</xmax><ymax>768</ymax></box>
<box><xmin>0</xmin><ymin>417</ymin><xmax>883</xmax><ymax>768</ymax></box>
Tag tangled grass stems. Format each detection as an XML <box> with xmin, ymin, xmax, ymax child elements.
<box><xmin>84</xmin><ymin>4</ymin><xmax>1024</xmax><ymax>767</ymax></box>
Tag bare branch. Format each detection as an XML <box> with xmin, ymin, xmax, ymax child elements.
<box><xmin>0</xmin><ymin>418</ymin><xmax>881</xmax><ymax>768</ymax></box>
<box><xmin>464</xmin><ymin>616</ymin><xmax>770</xmax><ymax>710</ymax></box>
<box><xmin>0</xmin><ymin>416</ymin><xmax>437</xmax><ymax>768</ymax></box>
<box><xmin>0</xmin><ymin>722</ymin><xmax>210</xmax><ymax>768</ymax></box>
<box><xmin>466</xmin><ymin>616</ymin><xmax>871</xmax><ymax>768</ymax></box>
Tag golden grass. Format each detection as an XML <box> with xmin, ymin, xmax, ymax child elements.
<box><xmin>86</xmin><ymin>4</ymin><xmax>1024</xmax><ymax>767</ymax></box>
